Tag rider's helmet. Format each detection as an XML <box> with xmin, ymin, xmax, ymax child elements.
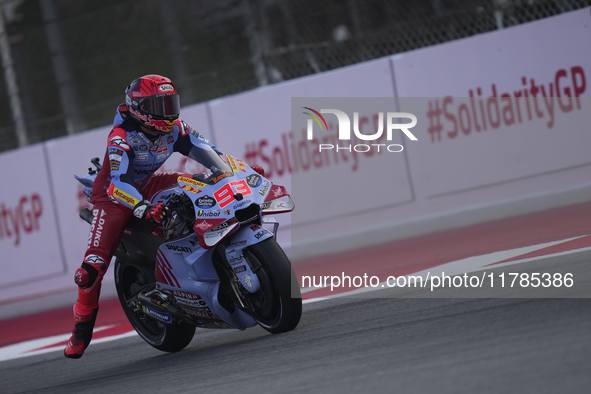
<box><xmin>125</xmin><ymin>74</ymin><xmax>181</xmax><ymax>134</ymax></box>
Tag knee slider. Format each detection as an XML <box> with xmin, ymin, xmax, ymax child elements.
<box><xmin>75</xmin><ymin>255</ymin><xmax>107</xmax><ymax>289</ymax></box>
<box><xmin>75</xmin><ymin>264</ymin><xmax>97</xmax><ymax>289</ymax></box>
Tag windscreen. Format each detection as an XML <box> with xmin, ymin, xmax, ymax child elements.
<box><xmin>186</xmin><ymin>143</ymin><xmax>233</xmax><ymax>176</ymax></box>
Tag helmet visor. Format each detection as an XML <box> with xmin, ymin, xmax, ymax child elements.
<box><xmin>140</xmin><ymin>94</ymin><xmax>180</xmax><ymax>118</ymax></box>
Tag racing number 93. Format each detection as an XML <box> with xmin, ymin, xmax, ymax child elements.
<box><xmin>213</xmin><ymin>180</ymin><xmax>252</xmax><ymax>208</ymax></box>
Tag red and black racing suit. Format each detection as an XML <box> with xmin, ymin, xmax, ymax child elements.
<box><xmin>73</xmin><ymin>105</ymin><xmax>221</xmax><ymax>326</ymax></box>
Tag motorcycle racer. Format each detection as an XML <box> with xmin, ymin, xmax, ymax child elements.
<box><xmin>64</xmin><ymin>74</ymin><xmax>263</xmax><ymax>358</ymax></box>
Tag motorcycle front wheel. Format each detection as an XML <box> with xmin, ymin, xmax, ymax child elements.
<box><xmin>114</xmin><ymin>258</ymin><xmax>196</xmax><ymax>352</ymax></box>
<box><xmin>243</xmin><ymin>238</ymin><xmax>302</xmax><ymax>333</ymax></box>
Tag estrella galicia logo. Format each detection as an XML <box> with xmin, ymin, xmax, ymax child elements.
<box><xmin>196</xmin><ymin>195</ymin><xmax>216</xmax><ymax>208</ymax></box>
<box><xmin>245</xmin><ymin>174</ymin><xmax>262</xmax><ymax>188</ymax></box>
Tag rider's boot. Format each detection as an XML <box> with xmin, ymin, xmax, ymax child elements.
<box><xmin>65</xmin><ymin>255</ymin><xmax>106</xmax><ymax>359</ymax></box>
<box><xmin>64</xmin><ymin>305</ymin><xmax>98</xmax><ymax>359</ymax></box>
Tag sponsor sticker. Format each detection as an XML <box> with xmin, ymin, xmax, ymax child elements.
<box><xmin>272</xmin><ymin>186</ymin><xmax>284</xmax><ymax>198</ymax></box>
<box><xmin>246</xmin><ymin>174</ymin><xmax>262</xmax><ymax>188</ymax></box>
<box><xmin>165</xmin><ymin>244</ymin><xmax>193</xmax><ymax>253</ymax></box>
<box><xmin>180</xmin><ymin>305</ymin><xmax>211</xmax><ymax>313</ymax></box>
<box><xmin>178</xmin><ymin>176</ymin><xmax>206</xmax><ymax>188</ymax></box>
<box><xmin>136</xmin><ymin>152</ymin><xmax>149</xmax><ymax>161</ymax></box>
<box><xmin>211</xmin><ymin>218</ymin><xmax>237</xmax><ymax>231</ymax></box>
<box><xmin>142</xmin><ymin>306</ymin><xmax>172</xmax><ymax>323</ymax></box>
<box><xmin>195</xmin><ymin>195</ymin><xmax>216</xmax><ymax>208</ymax></box>
<box><xmin>211</xmin><ymin>172</ymin><xmax>233</xmax><ymax>184</ymax></box>
<box><xmin>259</xmin><ymin>180</ymin><xmax>271</xmax><ymax>196</ymax></box>
<box><xmin>112</xmin><ymin>187</ymin><xmax>140</xmax><ymax>206</ymax></box>
<box><xmin>237</xmin><ymin>159</ymin><xmax>247</xmax><ymax>172</ymax></box>
<box><xmin>171</xmin><ymin>290</ymin><xmax>202</xmax><ymax>300</ymax></box>
<box><xmin>197</xmin><ymin>210</ymin><xmax>221</xmax><ymax>217</ymax></box>
<box><xmin>183</xmin><ymin>309</ymin><xmax>221</xmax><ymax>320</ymax></box>
<box><xmin>138</xmin><ymin>133</ymin><xmax>152</xmax><ymax>144</ymax></box>
<box><xmin>181</xmin><ymin>184</ymin><xmax>202</xmax><ymax>194</ymax></box>
<box><xmin>244</xmin><ymin>274</ymin><xmax>253</xmax><ymax>290</ymax></box>
<box><xmin>227</xmin><ymin>155</ymin><xmax>240</xmax><ymax>173</ymax></box>
<box><xmin>228</xmin><ymin>255</ymin><xmax>243</xmax><ymax>265</ymax></box>
<box><xmin>233</xmin><ymin>200</ymin><xmax>252</xmax><ymax>210</ymax></box>
<box><xmin>254</xmin><ymin>230</ymin><xmax>267</xmax><ymax>239</ymax></box>
<box><xmin>195</xmin><ymin>220</ymin><xmax>213</xmax><ymax>230</ymax></box>
<box><xmin>203</xmin><ymin>230</ymin><xmax>224</xmax><ymax>239</ymax></box>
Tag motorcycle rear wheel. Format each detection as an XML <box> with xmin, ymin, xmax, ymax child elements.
<box><xmin>243</xmin><ymin>238</ymin><xmax>302</xmax><ymax>333</ymax></box>
<box><xmin>114</xmin><ymin>258</ymin><xmax>196</xmax><ymax>352</ymax></box>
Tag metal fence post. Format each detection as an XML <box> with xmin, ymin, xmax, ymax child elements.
<box><xmin>0</xmin><ymin>6</ymin><xmax>27</xmax><ymax>147</ymax></box>
<box><xmin>39</xmin><ymin>0</ymin><xmax>84</xmax><ymax>135</ymax></box>
<box><xmin>242</xmin><ymin>0</ymin><xmax>269</xmax><ymax>86</ymax></box>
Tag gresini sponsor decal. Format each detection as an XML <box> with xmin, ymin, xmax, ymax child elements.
<box><xmin>195</xmin><ymin>220</ymin><xmax>213</xmax><ymax>230</ymax></box>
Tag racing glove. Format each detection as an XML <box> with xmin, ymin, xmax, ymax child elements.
<box><xmin>250</xmin><ymin>165</ymin><xmax>265</xmax><ymax>177</ymax></box>
<box><xmin>133</xmin><ymin>200</ymin><xmax>168</xmax><ymax>224</ymax></box>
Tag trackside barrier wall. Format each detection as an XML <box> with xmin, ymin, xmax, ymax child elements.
<box><xmin>0</xmin><ymin>104</ymin><xmax>213</xmax><ymax>317</ymax></box>
<box><xmin>1</xmin><ymin>9</ymin><xmax>590</xmax><ymax>317</ymax></box>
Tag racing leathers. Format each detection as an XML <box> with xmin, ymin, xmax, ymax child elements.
<box><xmin>65</xmin><ymin>104</ymin><xmax>221</xmax><ymax>358</ymax></box>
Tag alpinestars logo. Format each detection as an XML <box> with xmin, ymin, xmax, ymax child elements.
<box><xmin>109</xmin><ymin>136</ymin><xmax>130</xmax><ymax>151</ymax></box>
<box><xmin>303</xmin><ymin>107</ymin><xmax>417</xmax><ymax>153</ymax></box>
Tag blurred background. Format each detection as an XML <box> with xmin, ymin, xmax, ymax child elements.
<box><xmin>0</xmin><ymin>0</ymin><xmax>588</xmax><ymax>153</ymax></box>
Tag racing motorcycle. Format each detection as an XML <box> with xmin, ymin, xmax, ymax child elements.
<box><xmin>75</xmin><ymin>153</ymin><xmax>301</xmax><ymax>353</ymax></box>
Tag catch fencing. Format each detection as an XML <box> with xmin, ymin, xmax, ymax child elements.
<box><xmin>0</xmin><ymin>0</ymin><xmax>589</xmax><ymax>152</ymax></box>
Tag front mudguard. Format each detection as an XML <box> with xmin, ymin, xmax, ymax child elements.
<box><xmin>224</xmin><ymin>224</ymin><xmax>274</xmax><ymax>293</ymax></box>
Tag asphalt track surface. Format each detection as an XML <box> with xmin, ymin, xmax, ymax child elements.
<box><xmin>2</xmin><ymin>250</ymin><xmax>591</xmax><ymax>394</ymax></box>
<box><xmin>2</xmin><ymin>201</ymin><xmax>591</xmax><ymax>394</ymax></box>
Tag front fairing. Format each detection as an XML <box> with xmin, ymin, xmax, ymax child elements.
<box><xmin>172</xmin><ymin>154</ymin><xmax>292</xmax><ymax>249</ymax></box>
<box><xmin>149</xmin><ymin>153</ymin><xmax>294</xmax><ymax>330</ymax></box>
